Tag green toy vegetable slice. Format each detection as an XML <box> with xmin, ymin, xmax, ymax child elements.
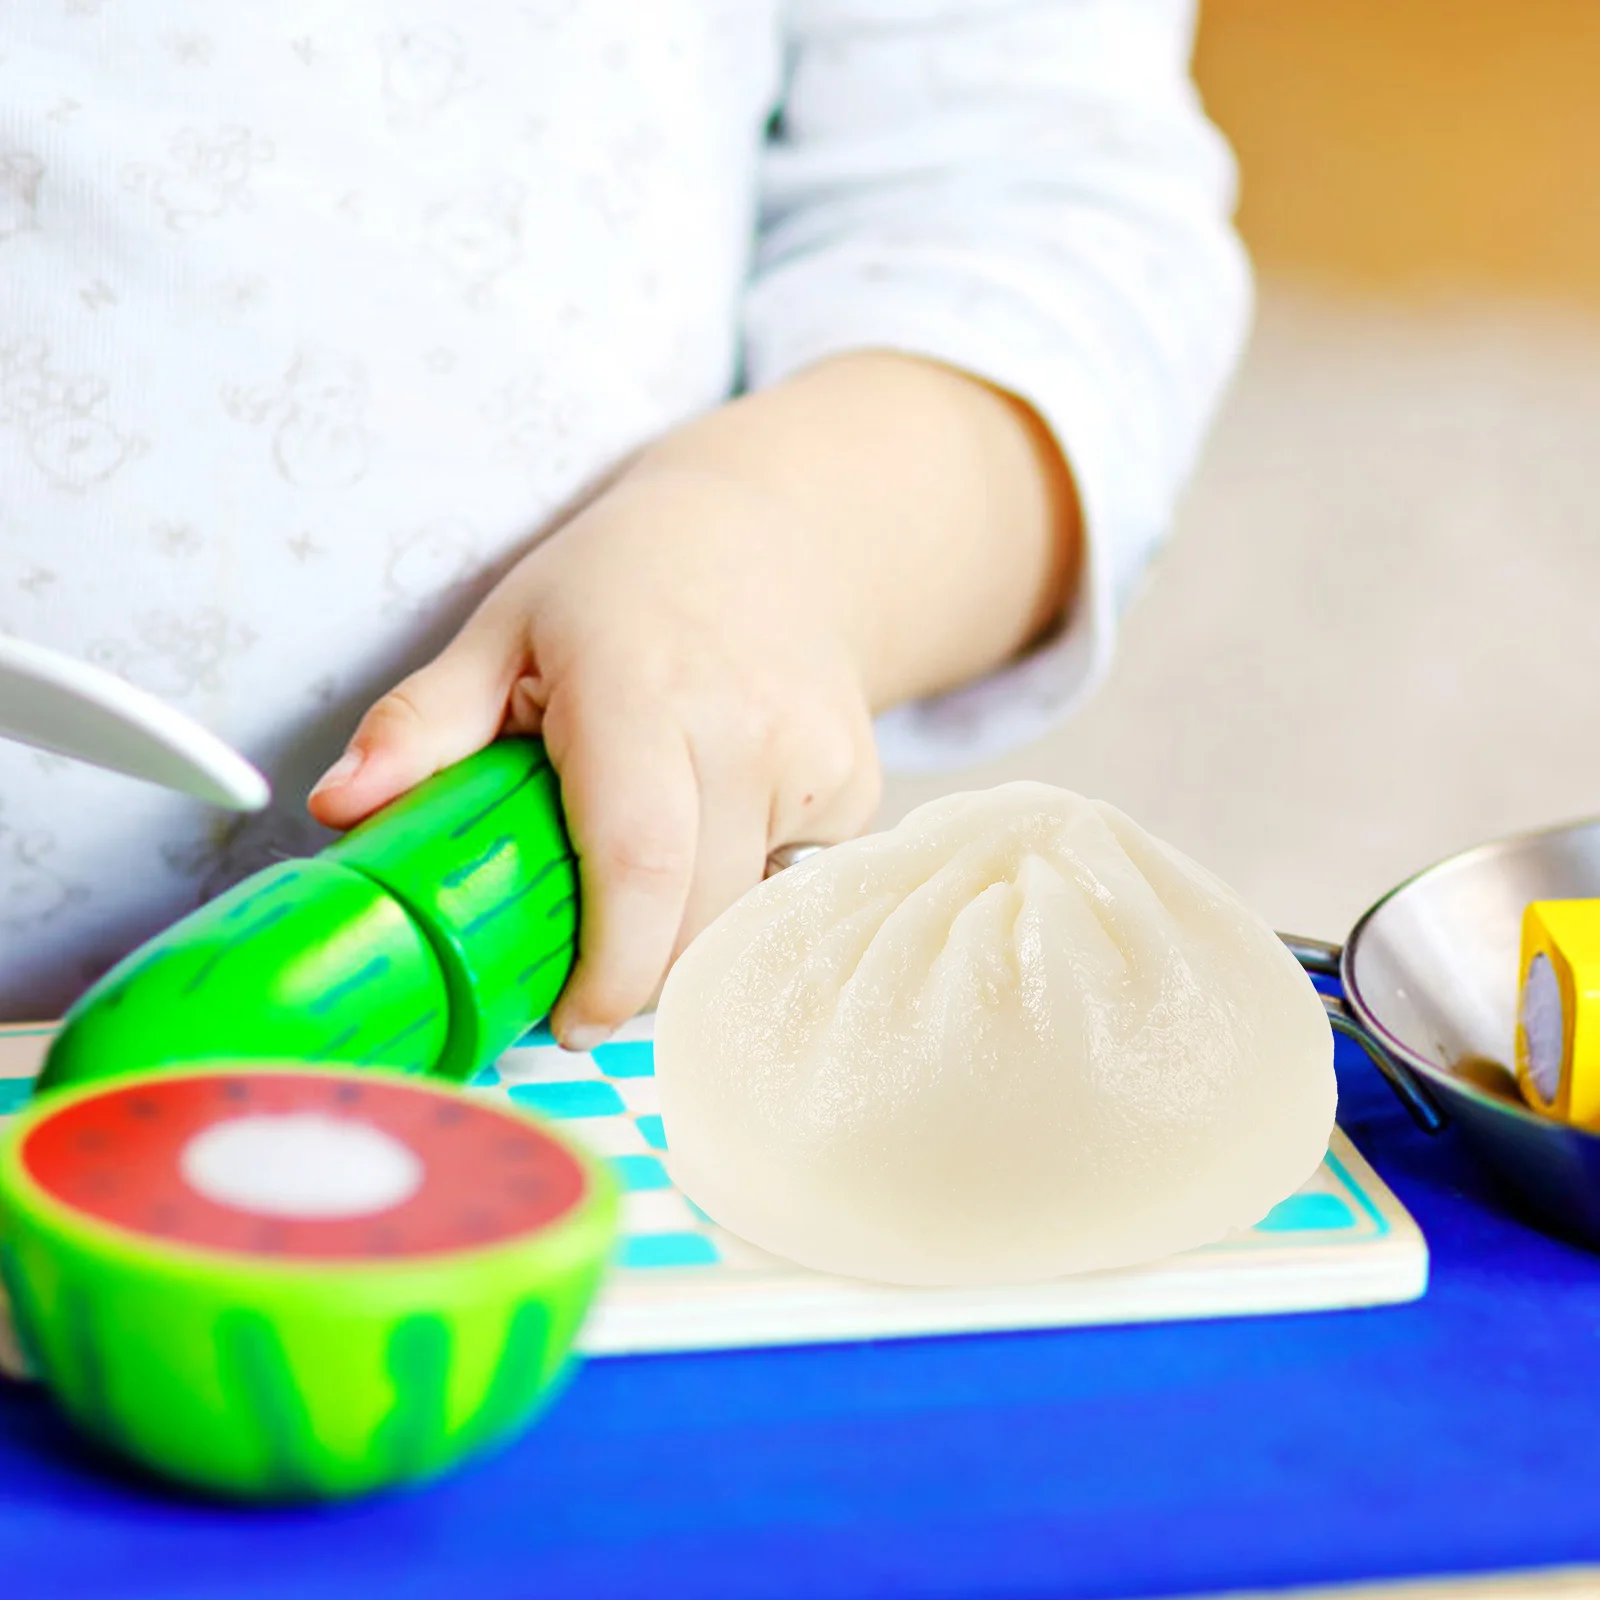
<box><xmin>38</xmin><ymin>860</ymin><xmax>453</xmax><ymax>1093</ymax></box>
<box><xmin>0</xmin><ymin>1063</ymin><xmax>616</xmax><ymax>1500</ymax></box>
<box><xmin>326</xmin><ymin>739</ymin><xmax>578</xmax><ymax>1082</ymax></box>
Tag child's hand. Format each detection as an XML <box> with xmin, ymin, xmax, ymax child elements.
<box><xmin>307</xmin><ymin>458</ymin><xmax>882</xmax><ymax>1051</ymax></box>
<box><xmin>309</xmin><ymin>352</ymin><xmax>1078</xmax><ymax>1049</ymax></box>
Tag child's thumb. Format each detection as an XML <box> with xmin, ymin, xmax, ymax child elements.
<box><xmin>306</xmin><ymin>635</ymin><xmax>516</xmax><ymax>830</ymax></box>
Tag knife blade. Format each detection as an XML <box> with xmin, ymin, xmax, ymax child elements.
<box><xmin>0</xmin><ymin>632</ymin><xmax>270</xmax><ymax>812</ymax></box>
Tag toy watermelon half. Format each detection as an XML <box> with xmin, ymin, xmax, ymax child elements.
<box><xmin>0</xmin><ymin>1063</ymin><xmax>617</xmax><ymax>1500</ymax></box>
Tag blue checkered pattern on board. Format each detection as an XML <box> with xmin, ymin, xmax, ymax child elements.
<box><xmin>468</xmin><ymin>1017</ymin><xmax>769</xmax><ymax>1272</ymax></box>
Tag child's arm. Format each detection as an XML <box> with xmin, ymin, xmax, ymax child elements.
<box><xmin>308</xmin><ymin>350</ymin><xmax>1077</xmax><ymax>1047</ymax></box>
<box><xmin>748</xmin><ymin>0</ymin><xmax>1251</xmax><ymax>770</ymax></box>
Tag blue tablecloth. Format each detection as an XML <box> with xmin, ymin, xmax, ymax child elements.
<box><xmin>6</xmin><ymin>989</ymin><xmax>1600</xmax><ymax>1600</ymax></box>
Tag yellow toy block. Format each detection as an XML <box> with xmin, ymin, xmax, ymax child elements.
<box><xmin>1516</xmin><ymin>899</ymin><xmax>1600</xmax><ymax>1125</ymax></box>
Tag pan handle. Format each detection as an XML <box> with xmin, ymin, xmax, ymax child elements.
<box><xmin>1280</xmin><ymin>934</ymin><xmax>1449</xmax><ymax>1136</ymax></box>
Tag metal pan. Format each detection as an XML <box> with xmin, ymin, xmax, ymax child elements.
<box><xmin>1283</xmin><ymin>816</ymin><xmax>1600</xmax><ymax>1249</ymax></box>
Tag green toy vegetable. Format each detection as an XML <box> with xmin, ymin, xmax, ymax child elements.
<box><xmin>39</xmin><ymin>738</ymin><xmax>578</xmax><ymax>1092</ymax></box>
<box><xmin>38</xmin><ymin>860</ymin><xmax>453</xmax><ymax>1090</ymax></box>
<box><xmin>324</xmin><ymin>738</ymin><xmax>578</xmax><ymax>1082</ymax></box>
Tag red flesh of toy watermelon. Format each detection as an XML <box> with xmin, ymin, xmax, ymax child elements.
<box><xmin>21</xmin><ymin>1073</ymin><xmax>587</xmax><ymax>1260</ymax></box>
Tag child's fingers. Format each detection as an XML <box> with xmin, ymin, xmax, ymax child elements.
<box><xmin>769</xmin><ymin>720</ymin><xmax>884</xmax><ymax>852</ymax></box>
<box><xmin>671</xmin><ymin>721</ymin><xmax>881</xmax><ymax>960</ymax></box>
<box><xmin>546</xmin><ymin>702</ymin><xmax>699</xmax><ymax>1050</ymax></box>
<box><xmin>306</xmin><ymin>626</ymin><xmax>517</xmax><ymax>829</ymax></box>
<box><xmin>672</xmin><ymin>756</ymin><xmax>770</xmax><ymax>960</ymax></box>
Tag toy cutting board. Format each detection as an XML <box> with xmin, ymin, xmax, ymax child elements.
<box><xmin>0</xmin><ymin>1018</ymin><xmax>1426</xmax><ymax>1368</ymax></box>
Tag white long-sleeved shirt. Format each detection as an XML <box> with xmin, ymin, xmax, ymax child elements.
<box><xmin>0</xmin><ymin>0</ymin><xmax>1249</xmax><ymax>1020</ymax></box>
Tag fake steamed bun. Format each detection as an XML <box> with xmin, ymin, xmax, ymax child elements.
<box><xmin>654</xmin><ymin>783</ymin><xmax>1335</xmax><ymax>1286</ymax></box>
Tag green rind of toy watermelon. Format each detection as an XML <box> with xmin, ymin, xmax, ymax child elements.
<box><xmin>0</xmin><ymin>1065</ymin><xmax>617</xmax><ymax>1501</ymax></box>
<box><xmin>37</xmin><ymin>860</ymin><xmax>453</xmax><ymax>1094</ymax></box>
<box><xmin>325</xmin><ymin>739</ymin><xmax>578</xmax><ymax>1082</ymax></box>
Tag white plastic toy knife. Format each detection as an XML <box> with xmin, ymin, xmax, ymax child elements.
<box><xmin>0</xmin><ymin>632</ymin><xmax>270</xmax><ymax>811</ymax></box>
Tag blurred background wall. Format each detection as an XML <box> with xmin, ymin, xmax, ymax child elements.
<box><xmin>879</xmin><ymin>0</ymin><xmax>1600</xmax><ymax>942</ymax></box>
<box><xmin>1195</xmin><ymin>0</ymin><xmax>1600</xmax><ymax>304</ymax></box>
